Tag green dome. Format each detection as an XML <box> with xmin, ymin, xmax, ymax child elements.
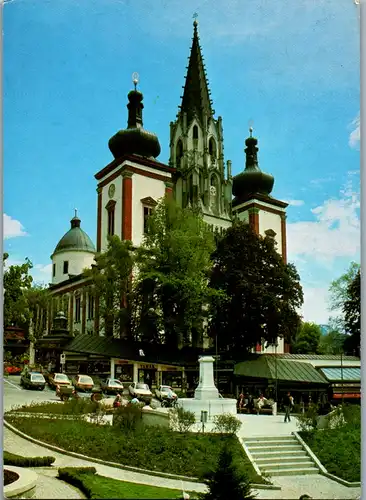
<box><xmin>52</xmin><ymin>216</ymin><xmax>95</xmax><ymax>257</ymax></box>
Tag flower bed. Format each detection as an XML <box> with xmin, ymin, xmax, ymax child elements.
<box><xmin>5</xmin><ymin>415</ymin><xmax>267</xmax><ymax>484</ymax></box>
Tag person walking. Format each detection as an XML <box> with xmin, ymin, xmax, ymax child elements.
<box><xmin>284</xmin><ymin>392</ymin><xmax>293</xmax><ymax>422</ymax></box>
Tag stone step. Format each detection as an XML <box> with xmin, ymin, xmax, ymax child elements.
<box><xmin>248</xmin><ymin>444</ymin><xmax>302</xmax><ymax>453</ymax></box>
<box><xmin>261</xmin><ymin>461</ymin><xmax>315</xmax><ymax>471</ymax></box>
<box><xmin>244</xmin><ymin>439</ymin><xmax>298</xmax><ymax>447</ymax></box>
<box><xmin>265</xmin><ymin>467</ymin><xmax>319</xmax><ymax>477</ymax></box>
<box><xmin>255</xmin><ymin>455</ymin><xmax>310</xmax><ymax>465</ymax></box>
<box><xmin>244</xmin><ymin>435</ymin><xmax>295</xmax><ymax>442</ymax></box>
<box><xmin>250</xmin><ymin>449</ymin><xmax>306</xmax><ymax>459</ymax></box>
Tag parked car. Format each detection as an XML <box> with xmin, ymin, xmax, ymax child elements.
<box><xmin>73</xmin><ymin>374</ymin><xmax>94</xmax><ymax>392</ymax></box>
<box><xmin>155</xmin><ymin>385</ymin><xmax>177</xmax><ymax>401</ymax></box>
<box><xmin>48</xmin><ymin>372</ymin><xmax>71</xmax><ymax>389</ymax></box>
<box><xmin>100</xmin><ymin>378</ymin><xmax>124</xmax><ymax>394</ymax></box>
<box><xmin>128</xmin><ymin>382</ymin><xmax>153</xmax><ymax>402</ymax></box>
<box><xmin>20</xmin><ymin>371</ymin><xmax>46</xmax><ymax>390</ymax></box>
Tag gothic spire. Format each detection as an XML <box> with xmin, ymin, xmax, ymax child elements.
<box><xmin>180</xmin><ymin>19</ymin><xmax>213</xmax><ymax>125</ymax></box>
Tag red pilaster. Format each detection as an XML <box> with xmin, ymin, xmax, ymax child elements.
<box><xmin>255</xmin><ymin>343</ymin><xmax>262</xmax><ymax>353</ymax></box>
<box><xmin>248</xmin><ymin>207</ymin><xmax>260</xmax><ymax>234</ymax></box>
<box><xmin>122</xmin><ymin>172</ymin><xmax>133</xmax><ymax>241</ymax></box>
<box><xmin>97</xmin><ymin>187</ymin><xmax>102</xmax><ymax>252</ymax></box>
<box><xmin>281</xmin><ymin>213</ymin><xmax>287</xmax><ymax>264</ymax></box>
<box><xmin>165</xmin><ymin>181</ymin><xmax>173</xmax><ymax>198</ymax></box>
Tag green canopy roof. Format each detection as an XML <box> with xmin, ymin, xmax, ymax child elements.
<box><xmin>234</xmin><ymin>356</ymin><xmax>328</xmax><ymax>385</ymax></box>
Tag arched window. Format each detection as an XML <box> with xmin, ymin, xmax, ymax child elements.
<box><xmin>210</xmin><ymin>175</ymin><xmax>217</xmax><ymax>187</ymax></box>
<box><xmin>176</xmin><ymin>139</ymin><xmax>183</xmax><ymax>167</ymax></box>
<box><xmin>193</xmin><ymin>125</ymin><xmax>199</xmax><ymax>140</ymax></box>
<box><xmin>209</xmin><ymin>137</ymin><xmax>216</xmax><ymax>159</ymax></box>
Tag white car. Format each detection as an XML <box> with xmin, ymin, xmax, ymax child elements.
<box><xmin>155</xmin><ymin>385</ymin><xmax>177</xmax><ymax>401</ymax></box>
<box><xmin>128</xmin><ymin>382</ymin><xmax>153</xmax><ymax>402</ymax></box>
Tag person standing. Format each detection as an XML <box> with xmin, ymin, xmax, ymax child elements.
<box><xmin>284</xmin><ymin>392</ymin><xmax>293</xmax><ymax>422</ymax></box>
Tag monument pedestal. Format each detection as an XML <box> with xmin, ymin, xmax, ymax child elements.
<box><xmin>178</xmin><ymin>356</ymin><xmax>237</xmax><ymax>421</ymax></box>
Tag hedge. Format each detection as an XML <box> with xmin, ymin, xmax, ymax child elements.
<box><xmin>4</xmin><ymin>451</ymin><xmax>56</xmax><ymax>467</ymax></box>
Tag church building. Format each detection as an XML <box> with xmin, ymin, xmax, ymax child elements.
<box><xmin>44</xmin><ymin>20</ymin><xmax>289</xmax><ymax>355</ymax></box>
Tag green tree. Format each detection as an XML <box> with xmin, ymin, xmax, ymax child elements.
<box><xmin>199</xmin><ymin>445</ymin><xmax>254</xmax><ymax>500</ymax></box>
<box><xmin>292</xmin><ymin>322</ymin><xmax>322</xmax><ymax>354</ymax></box>
<box><xmin>318</xmin><ymin>328</ymin><xmax>347</xmax><ymax>355</ymax></box>
<box><xmin>329</xmin><ymin>262</ymin><xmax>360</xmax><ymax>329</ymax></box>
<box><xmin>24</xmin><ymin>285</ymin><xmax>51</xmax><ymax>340</ymax></box>
<box><xmin>343</xmin><ymin>269</ymin><xmax>360</xmax><ymax>355</ymax></box>
<box><xmin>84</xmin><ymin>236</ymin><xmax>134</xmax><ymax>338</ymax></box>
<box><xmin>134</xmin><ymin>198</ymin><xmax>217</xmax><ymax>348</ymax></box>
<box><xmin>4</xmin><ymin>257</ymin><xmax>33</xmax><ymax>328</ymax></box>
<box><xmin>209</xmin><ymin>221</ymin><xmax>303</xmax><ymax>353</ymax></box>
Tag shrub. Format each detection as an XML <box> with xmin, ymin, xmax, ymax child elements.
<box><xmin>296</xmin><ymin>403</ymin><xmax>320</xmax><ymax>432</ymax></box>
<box><xmin>199</xmin><ymin>444</ymin><xmax>254</xmax><ymax>499</ymax></box>
<box><xmin>169</xmin><ymin>407</ymin><xmax>196</xmax><ymax>433</ymax></box>
<box><xmin>213</xmin><ymin>414</ymin><xmax>242</xmax><ymax>435</ymax></box>
<box><xmin>112</xmin><ymin>404</ymin><xmax>143</xmax><ymax>432</ymax></box>
<box><xmin>4</xmin><ymin>451</ymin><xmax>55</xmax><ymax>467</ymax></box>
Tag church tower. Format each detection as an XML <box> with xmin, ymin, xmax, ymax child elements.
<box><xmin>95</xmin><ymin>76</ymin><xmax>174</xmax><ymax>253</ymax></box>
<box><xmin>232</xmin><ymin>129</ymin><xmax>290</xmax><ymax>354</ymax></box>
<box><xmin>169</xmin><ymin>20</ymin><xmax>232</xmax><ymax>232</ymax></box>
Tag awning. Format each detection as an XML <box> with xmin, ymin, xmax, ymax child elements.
<box><xmin>319</xmin><ymin>367</ymin><xmax>361</xmax><ymax>382</ymax></box>
<box><xmin>234</xmin><ymin>355</ymin><xmax>328</xmax><ymax>385</ymax></box>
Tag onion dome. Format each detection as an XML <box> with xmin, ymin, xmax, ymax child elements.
<box><xmin>108</xmin><ymin>78</ymin><xmax>161</xmax><ymax>159</ymax></box>
<box><xmin>51</xmin><ymin>211</ymin><xmax>95</xmax><ymax>257</ymax></box>
<box><xmin>232</xmin><ymin>128</ymin><xmax>274</xmax><ymax>200</ymax></box>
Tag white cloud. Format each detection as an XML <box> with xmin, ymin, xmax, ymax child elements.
<box><xmin>283</xmin><ymin>199</ymin><xmax>304</xmax><ymax>207</ymax></box>
<box><xmin>3</xmin><ymin>214</ymin><xmax>27</xmax><ymax>240</ymax></box>
<box><xmin>287</xmin><ymin>174</ymin><xmax>360</xmax><ymax>264</ymax></box>
<box><xmin>349</xmin><ymin>113</ymin><xmax>360</xmax><ymax>149</ymax></box>
<box><xmin>300</xmin><ymin>286</ymin><xmax>333</xmax><ymax>324</ymax></box>
<box><xmin>32</xmin><ymin>264</ymin><xmax>53</xmax><ymax>285</ymax></box>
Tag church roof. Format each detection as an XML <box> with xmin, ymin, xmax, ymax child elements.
<box><xmin>52</xmin><ymin>214</ymin><xmax>95</xmax><ymax>257</ymax></box>
<box><xmin>180</xmin><ymin>19</ymin><xmax>214</xmax><ymax>125</ymax></box>
<box><xmin>108</xmin><ymin>85</ymin><xmax>161</xmax><ymax>160</ymax></box>
<box><xmin>233</xmin><ymin>129</ymin><xmax>275</xmax><ymax>202</ymax></box>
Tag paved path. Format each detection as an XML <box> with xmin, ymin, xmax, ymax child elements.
<box><xmin>28</xmin><ymin>469</ymin><xmax>85</xmax><ymax>499</ymax></box>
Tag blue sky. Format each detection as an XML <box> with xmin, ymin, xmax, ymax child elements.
<box><xmin>4</xmin><ymin>0</ymin><xmax>360</xmax><ymax>324</ymax></box>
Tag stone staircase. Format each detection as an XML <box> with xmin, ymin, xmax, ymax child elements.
<box><xmin>243</xmin><ymin>435</ymin><xmax>319</xmax><ymax>477</ymax></box>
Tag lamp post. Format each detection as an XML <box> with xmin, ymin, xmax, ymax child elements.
<box><xmin>274</xmin><ymin>341</ymin><xmax>278</xmax><ymax>403</ymax></box>
<box><xmin>215</xmin><ymin>333</ymin><xmax>218</xmax><ymax>388</ymax></box>
<box><xmin>341</xmin><ymin>350</ymin><xmax>344</xmax><ymax>405</ymax></box>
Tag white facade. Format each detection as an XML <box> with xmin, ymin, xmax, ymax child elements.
<box><xmin>259</xmin><ymin>210</ymin><xmax>283</xmax><ymax>250</ymax></box>
<box><xmin>51</xmin><ymin>250</ymin><xmax>95</xmax><ymax>285</ymax></box>
<box><xmin>98</xmin><ymin>159</ymin><xmax>172</xmax><ymax>252</ymax></box>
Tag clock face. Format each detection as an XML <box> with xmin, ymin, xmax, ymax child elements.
<box><xmin>108</xmin><ymin>184</ymin><xmax>115</xmax><ymax>199</ymax></box>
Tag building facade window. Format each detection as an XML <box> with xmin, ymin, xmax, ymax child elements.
<box><xmin>63</xmin><ymin>261</ymin><xmax>69</xmax><ymax>274</ymax></box>
<box><xmin>105</xmin><ymin>200</ymin><xmax>116</xmax><ymax>237</ymax></box>
<box><xmin>143</xmin><ymin>206</ymin><xmax>154</xmax><ymax>233</ymax></box>
<box><xmin>52</xmin><ymin>264</ymin><xmax>56</xmax><ymax>277</ymax></box>
<box><xmin>75</xmin><ymin>296</ymin><xmax>81</xmax><ymax>323</ymax></box>
<box><xmin>88</xmin><ymin>295</ymin><xmax>95</xmax><ymax>320</ymax></box>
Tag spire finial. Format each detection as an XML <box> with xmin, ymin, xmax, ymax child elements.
<box><xmin>132</xmin><ymin>72</ymin><xmax>139</xmax><ymax>91</ymax></box>
<box><xmin>249</xmin><ymin>127</ymin><xmax>253</xmax><ymax>137</ymax></box>
<box><xmin>74</xmin><ymin>208</ymin><xmax>78</xmax><ymax>218</ymax></box>
<box><xmin>193</xmin><ymin>12</ymin><xmax>198</xmax><ymax>27</ymax></box>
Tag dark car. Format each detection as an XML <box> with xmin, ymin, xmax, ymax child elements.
<box><xmin>20</xmin><ymin>371</ymin><xmax>46</xmax><ymax>390</ymax></box>
<box><xmin>100</xmin><ymin>378</ymin><xmax>124</xmax><ymax>395</ymax></box>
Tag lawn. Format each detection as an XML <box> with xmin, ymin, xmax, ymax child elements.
<box><xmin>5</xmin><ymin>415</ymin><xmax>267</xmax><ymax>485</ymax></box>
<box><xmin>59</xmin><ymin>468</ymin><xmax>198</xmax><ymax>499</ymax></box>
<box><xmin>299</xmin><ymin>407</ymin><xmax>361</xmax><ymax>482</ymax></box>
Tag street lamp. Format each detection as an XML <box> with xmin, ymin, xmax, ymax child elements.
<box><xmin>341</xmin><ymin>350</ymin><xmax>344</xmax><ymax>405</ymax></box>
